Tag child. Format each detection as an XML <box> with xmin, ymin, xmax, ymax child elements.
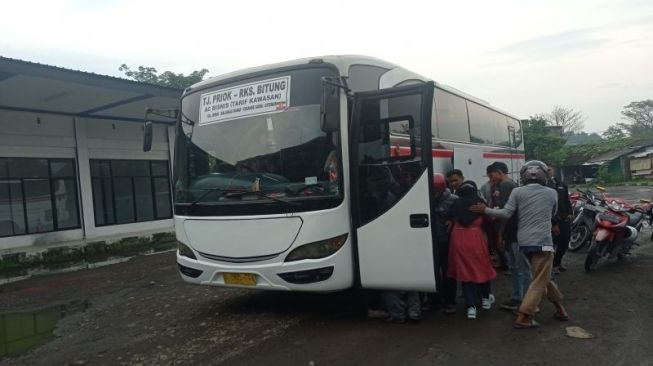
<box><xmin>447</xmin><ymin>181</ymin><xmax>497</xmax><ymax>319</ymax></box>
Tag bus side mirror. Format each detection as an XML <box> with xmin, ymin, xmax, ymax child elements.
<box><xmin>143</xmin><ymin>121</ymin><xmax>153</xmax><ymax>152</ymax></box>
<box><xmin>320</xmin><ymin>83</ymin><xmax>339</xmax><ymax>133</ymax></box>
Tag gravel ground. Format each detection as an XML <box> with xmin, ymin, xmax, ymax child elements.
<box><xmin>2</xmin><ymin>187</ymin><xmax>653</xmax><ymax>366</ymax></box>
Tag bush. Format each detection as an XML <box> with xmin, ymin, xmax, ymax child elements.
<box><xmin>0</xmin><ymin>232</ymin><xmax>176</xmax><ymax>278</ymax></box>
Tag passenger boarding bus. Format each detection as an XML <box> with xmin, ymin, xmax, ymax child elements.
<box><xmin>168</xmin><ymin>55</ymin><xmax>524</xmax><ymax>292</ymax></box>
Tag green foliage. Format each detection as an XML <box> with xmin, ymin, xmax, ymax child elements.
<box><xmin>596</xmin><ymin>164</ymin><xmax>621</xmax><ymax>183</ymax></box>
<box><xmin>522</xmin><ymin>116</ymin><xmax>568</xmax><ymax>164</ymax></box>
<box><xmin>0</xmin><ymin>232</ymin><xmax>176</xmax><ymax>278</ymax></box>
<box><xmin>119</xmin><ymin>64</ymin><xmax>209</xmax><ymax>89</ymax></box>
<box><xmin>602</xmin><ymin>125</ymin><xmax>626</xmax><ymax>140</ymax></box>
<box><xmin>565</xmin><ymin>131</ymin><xmax>602</xmax><ymax>145</ymax></box>
<box><xmin>562</xmin><ymin>137</ymin><xmax>633</xmax><ymax>166</ymax></box>
<box><xmin>617</xmin><ymin>100</ymin><xmax>653</xmax><ymax>136</ymax></box>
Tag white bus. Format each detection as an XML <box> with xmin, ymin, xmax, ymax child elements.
<box><xmin>170</xmin><ymin>55</ymin><xmax>524</xmax><ymax>292</ymax></box>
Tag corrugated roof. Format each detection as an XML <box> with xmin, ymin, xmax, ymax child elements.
<box><xmin>565</xmin><ymin>137</ymin><xmax>653</xmax><ymax>166</ymax></box>
<box><xmin>0</xmin><ymin>55</ymin><xmax>182</xmax><ymax>92</ymax></box>
<box><xmin>0</xmin><ymin>55</ymin><xmax>181</xmax><ymax>124</ymax></box>
<box><xmin>586</xmin><ymin>146</ymin><xmax>643</xmax><ymax>164</ymax></box>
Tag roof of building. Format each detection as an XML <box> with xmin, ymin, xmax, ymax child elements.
<box><xmin>565</xmin><ymin>137</ymin><xmax>653</xmax><ymax>166</ymax></box>
<box><xmin>0</xmin><ymin>56</ymin><xmax>182</xmax><ymax>124</ymax></box>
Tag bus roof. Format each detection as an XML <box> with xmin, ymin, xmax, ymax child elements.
<box><xmin>188</xmin><ymin>55</ymin><xmax>521</xmax><ymax>121</ymax></box>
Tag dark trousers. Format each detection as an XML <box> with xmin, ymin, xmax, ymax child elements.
<box><xmin>365</xmin><ymin>290</ymin><xmax>386</xmax><ymax>311</ymax></box>
<box><xmin>436</xmin><ymin>240</ymin><xmax>457</xmax><ymax>306</ymax></box>
<box><xmin>553</xmin><ymin>221</ymin><xmax>571</xmax><ymax>267</ymax></box>
<box><xmin>462</xmin><ymin>282</ymin><xmax>491</xmax><ymax>308</ymax></box>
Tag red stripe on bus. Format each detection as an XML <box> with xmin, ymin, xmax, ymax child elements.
<box><xmin>395</xmin><ymin>147</ymin><xmax>453</xmax><ymax>158</ymax></box>
<box><xmin>483</xmin><ymin>153</ymin><xmax>526</xmax><ymax>159</ymax></box>
<box><xmin>432</xmin><ymin>149</ymin><xmax>454</xmax><ymax>158</ymax></box>
<box><xmin>394</xmin><ymin>147</ymin><xmax>523</xmax><ymax>160</ymax></box>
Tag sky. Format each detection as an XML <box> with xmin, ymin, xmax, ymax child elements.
<box><xmin>2</xmin><ymin>0</ymin><xmax>653</xmax><ymax>133</ymax></box>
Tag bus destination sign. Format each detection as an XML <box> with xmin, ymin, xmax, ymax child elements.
<box><xmin>199</xmin><ymin>76</ymin><xmax>291</xmax><ymax>125</ymax></box>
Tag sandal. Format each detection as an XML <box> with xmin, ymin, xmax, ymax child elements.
<box><xmin>553</xmin><ymin>312</ymin><xmax>570</xmax><ymax>321</ymax></box>
<box><xmin>513</xmin><ymin>319</ymin><xmax>540</xmax><ymax>329</ymax></box>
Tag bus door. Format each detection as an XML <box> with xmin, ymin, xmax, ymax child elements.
<box><xmin>350</xmin><ymin>83</ymin><xmax>436</xmax><ymax>292</ymax></box>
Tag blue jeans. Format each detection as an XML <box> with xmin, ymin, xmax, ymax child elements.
<box><xmin>507</xmin><ymin>242</ymin><xmax>532</xmax><ymax>302</ymax></box>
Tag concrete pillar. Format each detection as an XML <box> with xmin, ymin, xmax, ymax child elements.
<box><xmin>74</xmin><ymin>118</ymin><xmax>96</xmax><ymax>239</ymax></box>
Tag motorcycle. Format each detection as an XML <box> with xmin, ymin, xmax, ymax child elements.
<box><xmin>569</xmin><ymin>189</ymin><xmax>605</xmax><ymax>252</ymax></box>
<box><xmin>638</xmin><ymin>198</ymin><xmax>653</xmax><ymax>241</ymax></box>
<box><xmin>584</xmin><ymin>199</ymin><xmax>649</xmax><ymax>272</ymax></box>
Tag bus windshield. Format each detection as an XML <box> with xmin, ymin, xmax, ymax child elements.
<box><xmin>174</xmin><ymin>66</ymin><xmax>342</xmax><ymax>216</ymax></box>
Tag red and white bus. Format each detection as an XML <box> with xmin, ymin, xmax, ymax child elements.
<box><xmin>170</xmin><ymin>55</ymin><xmax>524</xmax><ymax>292</ymax></box>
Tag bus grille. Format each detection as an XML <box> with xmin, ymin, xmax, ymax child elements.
<box><xmin>197</xmin><ymin>251</ymin><xmax>280</xmax><ymax>263</ymax></box>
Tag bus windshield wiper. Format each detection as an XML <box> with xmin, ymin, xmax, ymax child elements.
<box><xmin>224</xmin><ymin>190</ymin><xmax>301</xmax><ymax>206</ymax></box>
<box><xmin>185</xmin><ymin>187</ymin><xmax>227</xmax><ymax>211</ymax></box>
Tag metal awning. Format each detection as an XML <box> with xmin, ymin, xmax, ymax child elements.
<box><xmin>0</xmin><ymin>56</ymin><xmax>181</xmax><ymax>124</ymax></box>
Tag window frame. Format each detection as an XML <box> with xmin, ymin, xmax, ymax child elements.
<box><xmin>0</xmin><ymin>157</ymin><xmax>80</xmax><ymax>238</ymax></box>
<box><xmin>359</xmin><ymin>115</ymin><xmax>417</xmax><ymax>163</ymax></box>
<box><xmin>433</xmin><ymin>88</ymin><xmax>472</xmax><ymax>143</ymax></box>
<box><xmin>90</xmin><ymin>159</ymin><xmax>172</xmax><ymax>227</ymax></box>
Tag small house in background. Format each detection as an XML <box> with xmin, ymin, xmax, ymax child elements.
<box><xmin>582</xmin><ymin>146</ymin><xmax>636</xmax><ymax>182</ymax></box>
<box><xmin>561</xmin><ymin>137</ymin><xmax>653</xmax><ymax>184</ymax></box>
<box><xmin>628</xmin><ymin>146</ymin><xmax>653</xmax><ymax>178</ymax></box>
<box><xmin>561</xmin><ymin>151</ymin><xmax>598</xmax><ymax>184</ymax></box>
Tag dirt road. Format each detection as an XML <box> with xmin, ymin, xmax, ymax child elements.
<box><xmin>2</xmin><ymin>188</ymin><xmax>653</xmax><ymax>365</ymax></box>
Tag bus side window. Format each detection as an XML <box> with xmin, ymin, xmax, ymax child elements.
<box><xmin>434</xmin><ymin>89</ymin><xmax>470</xmax><ymax>142</ymax></box>
<box><xmin>508</xmin><ymin>118</ymin><xmax>523</xmax><ymax>147</ymax></box>
<box><xmin>468</xmin><ymin>101</ymin><xmax>496</xmax><ymax>145</ymax></box>
<box><xmin>348</xmin><ymin>65</ymin><xmax>389</xmax><ymax>92</ymax></box>
<box><xmin>494</xmin><ymin>115</ymin><xmax>511</xmax><ymax>147</ymax></box>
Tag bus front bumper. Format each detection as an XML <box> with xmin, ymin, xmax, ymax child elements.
<box><xmin>175</xmin><ymin>248</ymin><xmax>353</xmax><ymax>292</ymax></box>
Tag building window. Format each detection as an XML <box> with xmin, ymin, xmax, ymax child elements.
<box><xmin>0</xmin><ymin>158</ymin><xmax>80</xmax><ymax>237</ymax></box>
<box><xmin>90</xmin><ymin>160</ymin><xmax>172</xmax><ymax>226</ymax></box>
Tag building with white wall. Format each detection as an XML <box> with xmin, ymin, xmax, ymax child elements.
<box><xmin>0</xmin><ymin>57</ymin><xmax>180</xmax><ymax>255</ymax></box>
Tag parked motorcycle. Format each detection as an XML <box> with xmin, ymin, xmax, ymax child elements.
<box><xmin>569</xmin><ymin>189</ymin><xmax>605</xmax><ymax>252</ymax></box>
<box><xmin>638</xmin><ymin>198</ymin><xmax>653</xmax><ymax>241</ymax></box>
<box><xmin>584</xmin><ymin>199</ymin><xmax>649</xmax><ymax>272</ymax></box>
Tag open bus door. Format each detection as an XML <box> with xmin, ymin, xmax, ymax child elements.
<box><xmin>349</xmin><ymin>83</ymin><xmax>437</xmax><ymax>292</ymax></box>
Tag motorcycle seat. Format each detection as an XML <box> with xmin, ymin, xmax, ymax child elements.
<box><xmin>627</xmin><ymin>212</ymin><xmax>642</xmax><ymax>226</ymax></box>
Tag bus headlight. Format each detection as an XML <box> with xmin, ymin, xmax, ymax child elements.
<box><xmin>285</xmin><ymin>234</ymin><xmax>348</xmax><ymax>262</ymax></box>
<box><xmin>178</xmin><ymin>241</ymin><xmax>197</xmax><ymax>260</ymax></box>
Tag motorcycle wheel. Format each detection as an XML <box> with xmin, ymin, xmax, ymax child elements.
<box><xmin>585</xmin><ymin>239</ymin><xmax>603</xmax><ymax>272</ymax></box>
<box><xmin>569</xmin><ymin>223</ymin><xmax>591</xmax><ymax>252</ymax></box>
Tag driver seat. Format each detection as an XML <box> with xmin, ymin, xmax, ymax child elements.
<box><xmin>627</xmin><ymin>211</ymin><xmax>642</xmax><ymax>226</ymax></box>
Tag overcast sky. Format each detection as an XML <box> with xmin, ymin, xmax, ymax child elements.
<box><xmin>2</xmin><ymin>0</ymin><xmax>652</xmax><ymax>133</ymax></box>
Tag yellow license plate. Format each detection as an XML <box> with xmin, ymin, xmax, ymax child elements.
<box><xmin>223</xmin><ymin>273</ymin><xmax>257</xmax><ymax>286</ymax></box>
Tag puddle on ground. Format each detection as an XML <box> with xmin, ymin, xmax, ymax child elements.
<box><xmin>0</xmin><ymin>301</ymin><xmax>88</xmax><ymax>358</ymax></box>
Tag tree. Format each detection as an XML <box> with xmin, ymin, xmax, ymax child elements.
<box><xmin>544</xmin><ymin>105</ymin><xmax>586</xmax><ymax>137</ymax></box>
<box><xmin>119</xmin><ymin>64</ymin><xmax>209</xmax><ymax>89</ymax></box>
<box><xmin>522</xmin><ymin>116</ymin><xmax>567</xmax><ymax>164</ymax></box>
<box><xmin>617</xmin><ymin>100</ymin><xmax>653</xmax><ymax>136</ymax></box>
<box><xmin>602</xmin><ymin>125</ymin><xmax>626</xmax><ymax>140</ymax></box>
<box><xmin>565</xmin><ymin>131</ymin><xmax>602</xmax><ymax>145</ymax></box>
